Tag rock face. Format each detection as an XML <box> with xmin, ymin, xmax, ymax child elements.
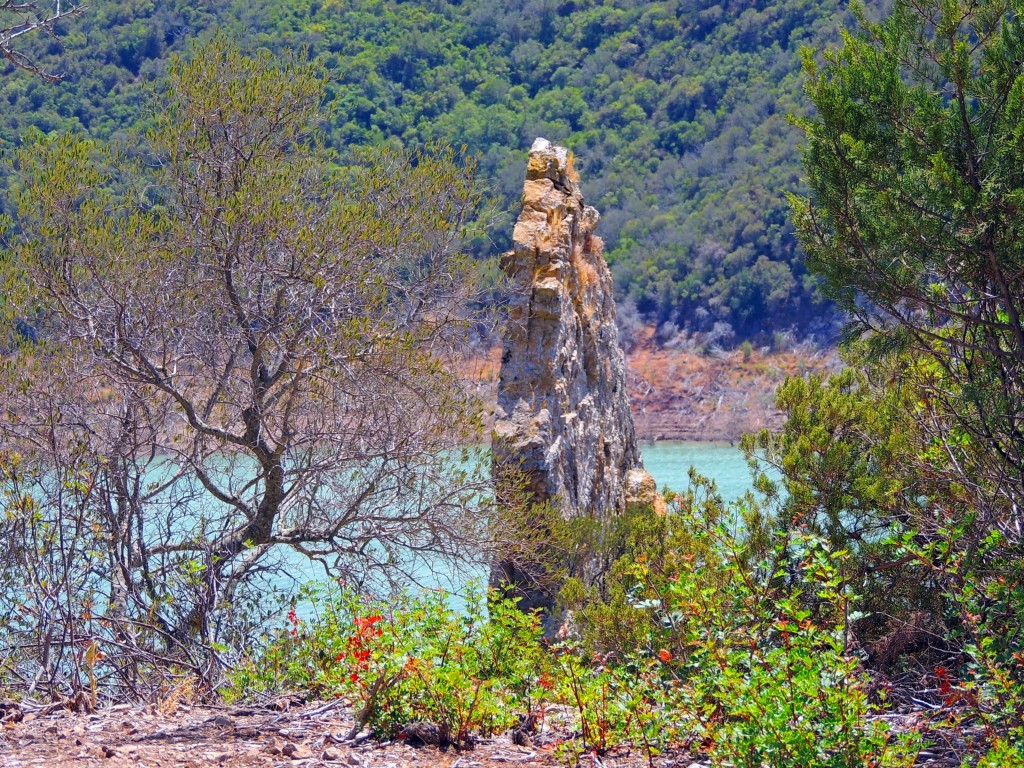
<box><xmin>492</xmin><ymin>138</ymin><xmax>658</xmax><ymax>611</ymax></box>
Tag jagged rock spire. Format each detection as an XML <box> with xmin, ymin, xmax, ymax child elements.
<box><xmin>492</xmin><ymin>138</ymin><xmax>658</xmax><ymax>612</ymax></box>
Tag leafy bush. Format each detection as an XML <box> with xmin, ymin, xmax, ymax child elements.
<box><xmin>227</xmin><ymin>582</ymin><xmax>549</xmax><ymax>747</ymax></box>
<box><xmin>551</xmin><ymin>646</ymin><xmax>675</xmax><ymax>765</ymax></box>
<box><xmin>971</xmin><ymin>739</ymin><xmax>1024</xmax><ymax>768</ymax></box>
<box><xmin>895</xmin><ymin>525</ymin><xmax>1024</xmax><ymax>742</ymax></box>
<box><xmin>659</xmin><ymin>530</ymin><xmax>914</xmax><ymax>768</ymax></box>
<box><xmin>558</xmin><ymin>473</ymin><xmax>771</xmax><ymax>659</ymax></box>
<box><xmin>742</xmin><ymin>365</ymin><xmax>951</xmax><ymax>644</ymax></box>
<box><xmin>748</xmin><ymin>348</ymin><xmax>1024</xmax><ymax>747</ymax></box>
<box><xmin>554</xmin><ymin>479</ymin><xmax>916</xmax><ymax>767</ymax></box>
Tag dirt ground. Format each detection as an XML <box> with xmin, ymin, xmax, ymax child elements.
<box><xmin>0</xmin><ymin>699</ymin><xmax>705</xmax><ymax>768</ymax></box>
<box><xmin>0</xmin><ymin>693</ymin><xmax>984</xmax><ymax>768</ymax></box>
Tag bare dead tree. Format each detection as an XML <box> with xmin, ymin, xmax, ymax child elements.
<box><xmin>1</xmin><ymin>1</ymin><xmax>85</xmax><ymax>81</ymax></box>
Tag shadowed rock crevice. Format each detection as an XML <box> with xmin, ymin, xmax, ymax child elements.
<box><xmin>492</xmin><ymin>138</ymin><xmax>659</xmax><ymax>613</ymax></box>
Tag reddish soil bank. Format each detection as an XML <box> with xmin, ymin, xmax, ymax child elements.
<box><xmin>463</xmin><ymin>332</ymin><xmax>840</xmax><ymax>443</ymax></box>
<box><xmin>626</xmin><ymin>339</ymin><xmax>840</xmax><ymax>442</ymax></box>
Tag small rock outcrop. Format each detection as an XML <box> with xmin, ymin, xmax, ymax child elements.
<box><xmin>492</xmin><ymin>138</ymin><xmax>659</xmax><ymax>611</ymax></box>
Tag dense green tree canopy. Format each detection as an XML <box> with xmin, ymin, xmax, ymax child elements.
<box><xmin>792</xmin><ymin>0</ymin><xmax>1024</xmax><ymax>517</ymax></box>
<box><xmin>0</xmin><ymin>0</ymin><xmax>859</xmax><ymax>341</ymax></box>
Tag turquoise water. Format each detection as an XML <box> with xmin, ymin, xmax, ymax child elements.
<box><xmin>281</xmin><ymin>441</ymin><xmax>758</xmax><ymax>612</ymax></box>
<box><xmin>640</xmin><ymin>441</ymin><xmax>754</xmax><ymax>501</ymax></box>
<box><xmin>2</xmin><ymin>442</ymin><xmax>760</xmax><ymax>623</ymax></box>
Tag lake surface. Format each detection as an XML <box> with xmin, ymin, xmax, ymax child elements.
<box><xmin>639</xmin><ymin>440</ymin><xmax>755</xmax><ymax>500</ymax></box>
<box><xmin>1</xmin><ymin>441</ymin><xmax>762</xmax><ymax>624</ymax></box>
<box><xmin>281</xmin><ymin>441</ymin><xmax>759</xmax><ymax>614</ymax></box>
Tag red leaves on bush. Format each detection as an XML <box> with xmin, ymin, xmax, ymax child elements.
<box><xmin>934</xmin><ymin>665</ymin><xmax>978</xmax><ymax>709</ymax></box>
<box><xmin>335</xmin><ymin>612</ymin><xmax>388</xmax><ymax>685</ymax></box>
<box><xmin>355</xmin><ymin>615</ymin><xmax>383</xmax><ymax>634</ymax></box>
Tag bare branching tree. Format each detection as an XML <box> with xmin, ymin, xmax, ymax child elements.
<box><xmin>1</xmin><ymin>1</ymin><xmax>85</xmax><ymax>81</ymax></box>
<box><xmin>0</xmin><ymin>38</ymin><xmax>493</xmax><ymax>701</ymax></box>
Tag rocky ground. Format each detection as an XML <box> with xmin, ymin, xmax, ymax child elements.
<box><xmin>0</xmin><ymin>698</ymin><xmax>704</xmax><ymax>768</ymax></box>
<box><xmin>0</xmin><ymin>695</ymin><xmax>984</xmax><ymax>768</ymax></box>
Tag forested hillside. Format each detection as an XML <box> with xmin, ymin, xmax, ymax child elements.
<box><xmin>1</xmin><ymin>0</ymin><xmax>856</xmax><ymax>341</ymax></box>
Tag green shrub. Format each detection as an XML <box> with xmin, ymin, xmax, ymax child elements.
<box><xmin>550</xmin><ymin>645</ymin><xmax>677</xmax><ymax>764</ymax></box>
<box><xmin>895</xmin><ymin>525</ymin><xmax>1024</xmax><ymax>745</ymax></box>
<box><xmin>556</xmin><ymin>481</ymin><xmax>918</xmax><ymax>767</ymax></box>
<box><xmin>971</xmin><ymin>739</ymin><xmax>1024</xmax><ymax>768</ymax></box>
<box><xmin>558</xmin><ymin>474</ymin><xmax>769</xmax><ymax>659</ymax></box>
<box><xmin>656</xmin><ymin>529</ymin><xmax>915</xmax><ymax>767</ymax></box>
<box><xmin>227</xmin><ymin>485</ymin><xmax>930</xmax><ymax>765</ymax></box>
<box><xmin>226</xmin><ymin>582</ymin><xmax>549</xmax><ymax>747</ymax></box>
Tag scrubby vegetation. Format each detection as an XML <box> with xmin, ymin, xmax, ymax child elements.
<box><xmin>228</xmin><ymin>487</ymin><xmax>922</xmax><ymax>766</ymax></box>
<box><xmin>2</xmin><ymin>1</ymin><xmax>1024</xmax><ymax>766</ymax></box>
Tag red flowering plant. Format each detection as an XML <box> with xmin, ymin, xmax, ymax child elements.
<box><xmin>340</xmin><ymin>613</ymin><xmax>384</xmax><ymax>682</ymax></box>
<box><xmin>333</xmin><ymin>582</ymin><xmax>551</xmax><ymax>746</ymax></box>
<box><xmin>321</xmin><ymin>601</ymin><xmax>412</xmax><ymax>738</ymax></box>
<box><xmin>226</xmin><ymin>580</ymin><xmax>549</xmax><ymax>748</ymax></box>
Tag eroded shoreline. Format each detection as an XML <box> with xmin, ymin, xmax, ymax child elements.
<box><xmin>465</xmin><ymin>337</ymin><xmax>840</xmax><ymax>444</ymax></box>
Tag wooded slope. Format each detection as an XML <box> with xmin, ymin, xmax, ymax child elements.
<box><xmin>1</xmin><ymin>0</ymin><xmax>859</xmax><ymax>341</ymax></box>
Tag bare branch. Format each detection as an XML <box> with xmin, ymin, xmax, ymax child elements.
<box><xmin>1</xmin><ymin>0</ymin><xmax>86</xmax><ymax>81</ymax></box>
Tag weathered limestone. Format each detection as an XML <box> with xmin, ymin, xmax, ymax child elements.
<box><xmin>492</xmin><ymin>137</ymin><xmax>659</xmax><ymax>612</ymax></box>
